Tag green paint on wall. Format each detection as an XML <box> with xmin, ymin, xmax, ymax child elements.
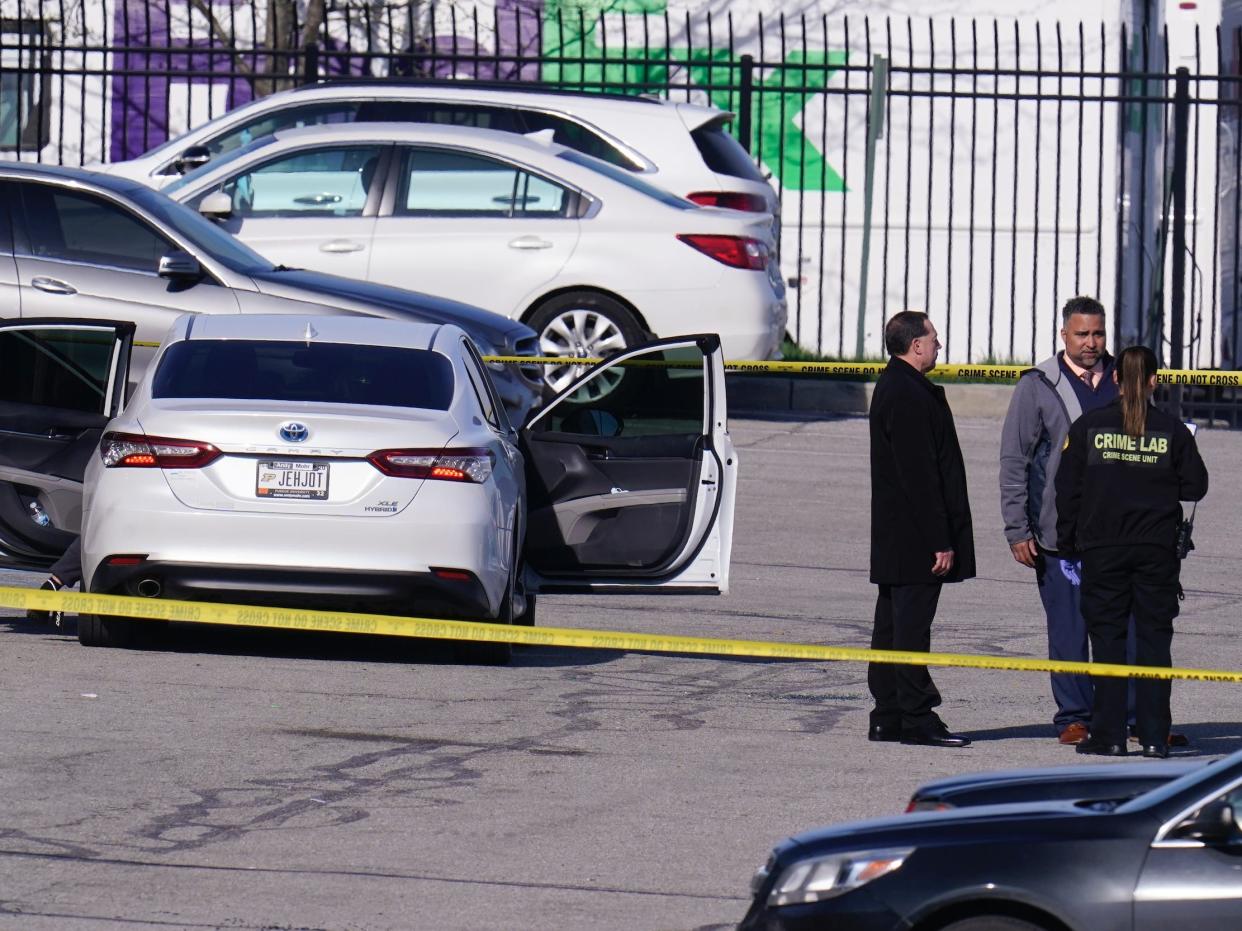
<box><xmin>539</xmin><ymin>15</ymin><xmax>846</xmax><ymax>192</ymax></box>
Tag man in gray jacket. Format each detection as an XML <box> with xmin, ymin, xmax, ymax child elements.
<box><xmin>1000</xmin><ymin>297</ymin><xmax>1116</xmax><ymax>744</ymax></box>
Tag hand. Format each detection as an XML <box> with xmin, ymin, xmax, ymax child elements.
<box><xmin>1009</xmin><ymin>538</ymin><xmax>1038</xmax><ymax>568</ymax></box>
<box><xmin>932</xmin><ymin>549</ymin><xmax>955</xmax><ymax>576</ymax></box>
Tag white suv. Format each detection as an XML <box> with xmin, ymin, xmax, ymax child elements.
<box><xmin>102</xmin><ymin>81</ymin><xmax>779</xmax><ymax>231</ymax></box>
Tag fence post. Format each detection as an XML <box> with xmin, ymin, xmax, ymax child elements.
<box><xmin>1169</xmin><ymin>66</ymin><xmax>1190</xmax><ymax>416</ymax></box>
<box><xmin>856</xmin><ymin>54</ymin><xmax>889</xmax><ymax>359</ymax></box>
<box><xmin>303</xmin><ymin>42</ymin><xmax>320</xmax><ymax>86</ymax></box>
<box><xmin>738</xmin><ymin>54</ymin><xmax>754</xmax><ymax>153</ymax></box>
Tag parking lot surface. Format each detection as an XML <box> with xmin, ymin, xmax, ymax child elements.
<box><xmin>2</xmin><ymin>413</ymin><xmax>1241</xmax><ymax>931</ymax></box>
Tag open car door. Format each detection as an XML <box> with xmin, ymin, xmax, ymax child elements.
<box><xmin>0</xmin><ymin>318</ymin><xmax>134</xmax><ymax>570</ymax></box>
<box><xmin>520</xmin><ymin>334</ymin><xmax>736</xmax><ymax>593</ymax></box>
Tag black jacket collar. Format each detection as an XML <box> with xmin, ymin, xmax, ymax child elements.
<box><xmin>886</xmin><ymin>356</ymin><xmax>944</xmax><ymax>399</ymax></box>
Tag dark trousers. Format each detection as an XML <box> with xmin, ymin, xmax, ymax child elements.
<box><xmin>49</xmin><ymin>536</ymin><xmax>82</xmax><ymax>587</ymax></box>
<box><xmin>1081</xmin><ymin>545</ymin><xmax>1179</xmax><ymax>747</ymax></box>
<box><xmin>868</xmin><ymin>583</ymin><xmax>944</xmax><ymax>732</ymax></box>
<box><xmin>1036</xmin><ymin>554</ymin><xmax>1094</xmax><ymax>730</ymax></box>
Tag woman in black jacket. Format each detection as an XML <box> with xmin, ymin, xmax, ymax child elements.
<box><xmin>1055</xmin><ymin>346</ymin><xmax>1209</xmax><ymax>758</ymax></box>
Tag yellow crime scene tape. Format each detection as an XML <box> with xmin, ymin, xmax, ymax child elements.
<box><xmin>2</xmin><ymin>585</ymin><xmax>1239</xmax><ymax>683</ymax></box>
<box><xmin>483</xmin><ymin>355</ymin><xmax>1242</xmax><ymax>386</ymax></box>
<box><xmin>135</xmin><ymin>339</ymin><xmax>1241</xmax><ymax>385</ymax></box>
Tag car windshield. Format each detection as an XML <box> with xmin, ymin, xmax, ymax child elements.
<box><xmin>136</xmin><ymin>96</ymin><xmax>276</xmax><ymax>163</ymax></box>
<box><xmin>557</xmin><ymin>149</ymin><xmax>696</xmax><ymax>210</ymax></box>
<box><xmin>129</xmin><ymin>186</ymin><xmax>275</xmax><ymax>274</ymax></box>
<box><xmin>1117</xmin><ymin>751</ymin><xmax>1241</xmax><ymax>814</ymax></box>
<box><xmin>163</xmin><ymin>135</ymin><xmax>277</xmax><ymax>194</ymax></box>
<box><xmin>153</xmin><ymin>340</ymin><xmax>455</xmax><ymax>410</ymax></box>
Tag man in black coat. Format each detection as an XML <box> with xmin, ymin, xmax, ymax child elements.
<box><xmin>868</xmin><ymin>311</ymin><xmax>976</xmax><ymax>748</ymax></box>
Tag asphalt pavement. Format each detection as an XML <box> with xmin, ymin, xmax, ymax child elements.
<box><xmin>2</xmin><ymin>413</ymin><xmax>1241</xmax><ymax>930</ymax></box>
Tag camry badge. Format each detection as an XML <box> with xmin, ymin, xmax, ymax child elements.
<box><xmin>279</xmin><ymin>421</ymin><xmax>309</xmax><ymax>443</ymax></box>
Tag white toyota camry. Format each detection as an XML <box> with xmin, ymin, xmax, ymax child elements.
<box><xmin>162</xmin><ymin>122</ymin><xmax>787</xmax><ymax>389</ymax></box>
<box><xmin>0</xmin><ymin>315</ymin><xmax>737</xmax><ymax>664</ymax></box>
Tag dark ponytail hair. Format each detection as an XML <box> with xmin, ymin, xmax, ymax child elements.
<box><xmin>1116</xmin><ymin>345</ymin><xmax>1158</xmax><ymax>438</ymax></box>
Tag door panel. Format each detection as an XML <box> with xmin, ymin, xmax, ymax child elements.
<box><xmin>0</xmin><ymin>319</ymin><xmax>133</xmax><ymax>569</ymax></box>
<box><xmin>521</xmin><ymin>335</ymin><xmax>736</xmax><ymax>592</ymax></box>
<box><xmin>206</xmin><ymin>143</ymin><xmax>388</xmax><ymax>282</ymax></box>
<box><xmin>367</xmin><ymin>147</ymin><xmax>579</xmax><ymax>314</ymax></box>
<box><xmin>12</xmin><ymin>182</ymin><xmax>239</xmax><ymax>345</ymax></box>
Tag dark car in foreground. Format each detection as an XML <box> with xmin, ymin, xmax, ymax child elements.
<box><xmin>740</xmin><ymin>748</ymin><xmax>1242</xmax><ymax>930</ymax></box>
<box><xmin>906</xmin><ymin>759</ymin><xmax>1207</xmax><ymax>811</ymax></box>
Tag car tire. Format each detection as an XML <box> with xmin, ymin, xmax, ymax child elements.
<box><xmin>515</xmin><ymin>591</ymin><xmax>536</xmax><ymax>627</ymax></box>
<box><xmin>939</xmin><ymin>917</ymin><xmax>1047</xmax><ymax>931</ymax></box>
<box><xmin>527</xmin><ymin>292</ymin><xmax>645</xmax><ymax>399</ymax></box>
<box><xmin>455</xmin><ymin>572</ymin><xmax>515</xmax><ymax>667</ymax></box>
<box><xmin>78</xmin><ymin>613</ymin><xmax>136</xmax><ymax>649</ymax></box>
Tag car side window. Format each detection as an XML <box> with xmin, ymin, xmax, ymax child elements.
<box><xmin>518</xmin><ymin>111</ymin><xmax>639</xmax><ymax>170</ymax></box>
<box><xmin>460</xmin><ymin>340</ymin><xmax>502</xmax><ymax>431</ymax></box>
<box><xmin>462</xmin><ymin>339</ymin><xmax>513</xmax><ymax>433</ymax></box>
<box><xmin>196</xmin><ymin>102</ymin><xmax>360</xmax><ymax>161</ymax></box>
<box><xmin>218</xmin><ymin>145</ymin><xmax>385</xmax><ymax>218</ymax></box>
<box><xmin>356</xmin><ymin>100</ymin><xmax>524</xmax><ymax>134</ymax></box>
<box><xmin>16</xmin><ymin>183</ymin><xmax>175</xmax><ymax>273</ymax></box>
<box><xmin>396</xmin><ymin>148</ymin><xmax>569</xmax><ymax>218</ymax></box>
<box><xmin>0</xmin><ymin>326</ymin><xmax>113</xmax><ymax>413</ymax></box>
<box><xmin>533</xmin><ymin>344</ymin><xmax>706</xmax><ymax>438</ymax></box>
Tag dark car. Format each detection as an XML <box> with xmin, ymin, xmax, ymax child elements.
<box><xmin>740</xmin><ymin>748</ymin><xmax>1242</xmax><ymax>930</ymax></box>
<box><xmin>907</xmin><ymin>760</ymin><xmax>1206</xmax><ymax>811</ymax></box>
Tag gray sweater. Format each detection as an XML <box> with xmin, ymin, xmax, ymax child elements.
<box><xmin>999</xmin><ymin>355</ymin><xmax>1085</xmax><ymax>552</ymax></box>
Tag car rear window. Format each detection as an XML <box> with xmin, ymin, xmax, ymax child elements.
<box><xmin>153</xmin><ymin>340</ymin><xmax>454</xmax><ymax>410</ymax></box>
<box><xmin>558</xmin><ymin>149</ymin><xmax>695</xmax><ymax>209</ymax></box>
<box><xmin>691</xmin><ymin>123</ymin><xmax>767</xmax><ymax>182</ymax></box>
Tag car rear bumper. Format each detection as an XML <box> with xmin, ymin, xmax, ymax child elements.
<box><xmin>90</xmin><ymin>560</ymin><xmax>493</xmax><ymax>619</ymax></box>
<box><xmin>636</xmin><ymin>277</ymin><xmax>787</xmax><ymax>361</ymax></box>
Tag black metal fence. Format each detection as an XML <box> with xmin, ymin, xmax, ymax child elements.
<box><xmin>3</xmin><ymin>4</ymin><xmax>1242</xmax><ymax>399</ymax></box>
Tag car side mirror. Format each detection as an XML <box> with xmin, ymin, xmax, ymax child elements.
<box><xmin>198</xmin><ymin>190</ymin><xmax>234</xmax><ymax>219</ymax></box>
<box><xmin>173</xmin><ymin>144</ymin><xmax>212</xmax><ymax>175</ymax></box>
<box><xmin>1169</xmin><ymin>799</ymin><xmax>1238</xmax><ymax>844</ymax></box>
<box><xmin>157</xmin><ymin>250</ymin><xmax>202</xmax><ymax>281</ymax></box>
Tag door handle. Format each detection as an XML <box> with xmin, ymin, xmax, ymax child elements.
<box><xmin>31</xmin><ymin>276</ymin><xmax>77</xmax><ymax>295</ymax></box>
<box><xmin>295</xmin><ymin>193</ymin><xmax>343</xmax><ymax>205</ymax></box>
<box><xmin>319</xmin><ymin>240</ymin><xmax>365</xmax><ymax>254</ymax></box>
<box><xmin>508</xmin><ymin>236</ymin><xmax>553</xmax><ymax>251</ymax></box>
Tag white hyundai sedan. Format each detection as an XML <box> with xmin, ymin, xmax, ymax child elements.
<box><xmin>162</xmin><ymin>122</ymin><xmax>787</xmax><ymax>391</ymax></box>
<box><xmin>0</xmin><ymin>315</ymin><xmax>736</xmax><ymax>664</ymax></box>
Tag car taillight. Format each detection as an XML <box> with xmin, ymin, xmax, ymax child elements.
<box><xmin>905</xmin><ymin>799</ymin><xmax>954</xmax><ymax>813</ymax></box>
<box><xmin>367</xmin><ymin>448</ymin><xmax>494</xmax><ymax>483</ymax></box>
<box><xmin>686</xmin><ymin>191</ymin><xmax>769</xmax><ymax>213</ymax></box>
<box><xmin>100</xmin><ymin>432</ymin><xmax>221</xmax><ymax>469</ymax></box>
<box><xmin>677</xmin><ymin>234</ymin><xmax>769</xmax><ymax>270</ymax></box>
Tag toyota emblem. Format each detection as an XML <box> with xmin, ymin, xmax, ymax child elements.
<box><xmin>279</xmin><ymin>421</ymin><xmax>309</xmax><ymax>443</ymax></box>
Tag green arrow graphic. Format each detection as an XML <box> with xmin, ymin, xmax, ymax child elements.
<box><xmin>539</xmin><ymin>11</ymin><xmax>846</xmax><ymax>191</ymax></box>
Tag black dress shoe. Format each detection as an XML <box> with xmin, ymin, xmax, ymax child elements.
<box><xmin>901</xmin><ymin>727</ymin><xmax>971</xmax><ymax>748</ymax></box>
<box><xmin>868</xmin><ymin>724</ymin><xmax>902</xmax><ymax>743</ymax></box>
<box><xmin>1076</xmin><ymin>736</ymin><xmax>1128</xmax><ymax>756</ymax></box>
<box><xmin>1142</xmin><ymin>744</ymin><xmax>1170</xmax><ymax>759</ymax></box>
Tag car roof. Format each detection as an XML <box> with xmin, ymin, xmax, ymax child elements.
<box><xmin>0</xmin><ymin>160</ymin><xmax>149</xmax><ymax>195</ymax></box>
<box><xmin>282</xmin><ymin>79</ymin><xmax>727</xmax><ymax>119</ymax></box>
<box><xmin>271</xmin><ymin>119</ymin><xmax>574</xmax><ymax>158</ymax></box>
<box><xmin>175</xmin><ymin>313</ymin><xmax>448</xmax><ymax>350</ymax></box>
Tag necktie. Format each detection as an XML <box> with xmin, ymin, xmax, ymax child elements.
<box><xmin>1080</xmin><ymin>370</ymin><xmax>1094</xmax><ymax>390</ymax></box>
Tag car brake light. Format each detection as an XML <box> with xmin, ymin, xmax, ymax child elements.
<box><xmin>905</xmin><ymin>799</ymin><xmax>954</xmax><ymax>813</ymax></box>
<box><xmin>105</xmin><ymin>555</ymin><xmax>147</xmax><ymax>566</ymax></box>
<box><xmin>677</xmin><ymin>234</ymin><xmax>769</xmax><ymax>270</ymax></box>
<box><xmin>100</xmin><ymin>432</ymin><xmax>221</xmax><ymax>469</ymax></box>
<box><xmin>686</xmin><ymin>191</ymin><xmax>769</xmax><ymax>212</ymax></box>
<box><xmin>368</xmin><ymin>448</ymin><xmax>494</xmax><ymax>483</ymax></box>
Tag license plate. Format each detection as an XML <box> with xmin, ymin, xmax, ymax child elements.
<box><xmin>256</xmin><ymin>460</ymin><xmax>329</xmax><ymax>500</ymax></box>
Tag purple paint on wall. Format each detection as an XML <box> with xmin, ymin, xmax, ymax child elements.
<box><xmin>107</xmin><ymin>0</ymin><xmax>547</xmax><ymax>163</ymax></box>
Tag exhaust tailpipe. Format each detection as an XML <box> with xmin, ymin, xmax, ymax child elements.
<box><xmin>136</xmin><ymin>579</ymin><xmax>161</xmax><ymax>598</ymax></box>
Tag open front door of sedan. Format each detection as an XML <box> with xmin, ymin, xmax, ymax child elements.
<box><xmin>520</xmin><ymin>334</ymin><xmax>736</xmax><ymax>594</ymax></box>
<box><xmin>0</xmin><ymin>319</ymin><xmax>133</xmax><ymax>570</ymax></box>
